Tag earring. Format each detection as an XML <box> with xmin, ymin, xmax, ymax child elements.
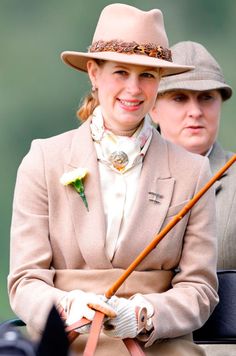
<box><xmin>92</xmin><ymin>84</ymin><xmax>96</xmax><ymax>92</ymax></box>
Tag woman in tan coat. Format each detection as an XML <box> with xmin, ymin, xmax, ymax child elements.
<box><xmin>8</xmin><ymin>4</ymin><xmax>218</xmax><ymax>355</ymax></box>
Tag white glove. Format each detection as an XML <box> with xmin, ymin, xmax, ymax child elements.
<box><xmin>103</xmin><ymin>295</ymin><xmax>153</xmax><ymax>339</ymax></box>
<box><xmin>130</xmin><ymin>293</ymin><xmax>154</xmax><ymax>332</ymax></box>
<box><xmin>59</xmin><ymin>290</ymin><xmax>116</xmax><ymax>334</ymax></box>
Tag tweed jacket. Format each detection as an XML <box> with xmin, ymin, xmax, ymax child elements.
<box><xmin>208</xmin><ymin>142</ymin><xmax>236</xmax><ymax>269</ymax></box>
<box><xmin>8</xmin><ymin>119</ymin><xmax>218</xmax><ymax>350</ymax></box>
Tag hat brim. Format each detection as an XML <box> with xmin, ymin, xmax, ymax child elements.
<box><xmin>61</xmin><ymin>51</ymin><xmax>194</xmax><ymax>77</ymax></box>
<box><xmin>158</xmin><ymin>79</ymin><xmax>232</xmax><ymax>100</ymax></box>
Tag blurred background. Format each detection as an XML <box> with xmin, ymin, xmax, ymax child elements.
<box><xmin>1</xmin><ymin>0</ymin><xmax>236</xmax><ymax>321</ymax></box>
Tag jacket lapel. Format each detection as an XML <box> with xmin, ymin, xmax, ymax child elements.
<box><xmin>113</xmin><ymin>132</ymin><xmax>175</xmax><ymax>266</ymax></box>
<box><xmin>64</xmin><ymin>121</ymin><xmax>112</xmax><ymax>268</ymax></box>
<box><xmin>209</xmin><ymin>143</ymin><xmax>229</xmax><ymax>194</ymax></box>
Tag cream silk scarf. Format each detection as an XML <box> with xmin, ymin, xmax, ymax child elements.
<box><xmin>90</xmin><ymin>106</ymin><xmax>153</xmax><ymax>260</ymax></box>
<box><xmin>90</xmin><ymin>106</ymin><xmax>153</xmax><ymax>173</ymax></box>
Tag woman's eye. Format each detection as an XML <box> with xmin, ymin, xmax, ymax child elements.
<box><xmin>141</xmin><ymin>72</ymin><xmax>155</xmax><ymax>78</ymax></box>
<box><xmin>114</xmin><ymin>70</ymin><xmax>127</xmax><ymax>76</ymax></box>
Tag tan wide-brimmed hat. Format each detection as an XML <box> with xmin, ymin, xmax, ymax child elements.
<box><xmin>61</xmin><ymin>3</ymin><xmax>193</xmax><ymax>77</ymax></box>
<box><xmin>158</xmin><ymin>41</ymin><xmax>232</xmax><ymax>100</ymax></box>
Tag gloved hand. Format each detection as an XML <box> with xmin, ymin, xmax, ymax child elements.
<box><xmin>130</xmin><ymin>293</ymin><xmax>154</xmax><ymax>332</ymax></box>
<box><xmin>103</xmin><ymin>294</ymin><xmax>154</xmax><ymax>339</ymax></box>
<box><xmin>59</xmin><ymin>290</ymin><xmax>116</xmax><ymax>334</ymax></box>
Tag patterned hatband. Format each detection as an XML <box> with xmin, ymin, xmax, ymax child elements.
<box><xmin>89</xmin><ymin>40</ymin><xmax>172</xmax><ymax>62</ymax></box>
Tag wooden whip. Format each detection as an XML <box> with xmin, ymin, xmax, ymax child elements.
<box><xmin>70</xmin><ymin>154</ymin><xmax>236</xmax><ymax>355</ymax></box>
<box><xmin>105</xmin><ymin>154</ymin><xmax>236</xmax><ymax>298</ymax></box>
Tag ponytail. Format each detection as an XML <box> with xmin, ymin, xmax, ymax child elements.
<box><xmin>76</xmin><ymin>59</ymin><xmax>105</xmax><ymax>121</ymax></box>
<box><xmin>76</xmin><ymin>91</ymin><xmax>99</xmax><ymax>121</ymax></box>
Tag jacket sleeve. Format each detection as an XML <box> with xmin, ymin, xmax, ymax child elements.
<box><xmin>144</xmin><ymin>157</ymin><xmax>218</xmax><ymax>346</ymax></box>
<box><xmin>8</xmin><ymin>140</ymin><xmax>66</xmax><ymax>335</ymax></box>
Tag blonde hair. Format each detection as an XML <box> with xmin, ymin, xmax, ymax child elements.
<box><xmin>76</xmin><ymin>59</ymin><xmax>105</xmax><ymax>121</ymax></box>
<box><xmin>76</xmin><ymin>91</ymin><xmax>99</xmax><ymax>121</ymax></box>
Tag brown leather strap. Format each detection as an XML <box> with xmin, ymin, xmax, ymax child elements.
<box><xmin>65</xmin><ymin>317</ymin><xmax>90</xmax><ymax>344</ymax></box>
<box><xmin>58</xmin><ymin>304</ymin><xmax>90</xmax><ymax>344</ymax></box>
<box><xmin>66</xmin><ymin>317</ymin><xmax>91</xmax><ymax>333</ymax></box>
<box><xmin>123</xmin><ymin>338</ymin><xmax>146</xmax><ymax>356</ymax></box>
<box><xmin>83</xmin><ymin>310</ymin><xmax>104</xmax><ymax>356</ymax></box>
<box><xmin>62</xmin><ymin>309</ymin><xmax>146</xmax><ymax>355</ymax></box>
<box><xmin>67</xmin><ymin>329</ymin><xmax>80</xmax><ymax>344</ymax></box>
<box><xmin>82</xmin><ymin>310</ymin><xmax>146</xmax><ymax>356</ymax></box>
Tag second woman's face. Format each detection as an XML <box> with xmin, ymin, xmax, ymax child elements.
<box><xmin>87</xmin><ymin>60</ymin><xmax>160</xmax><ymax>134</ymax></box>
<box><xmin>151</xmin><ymin>90</ymin><xmax>222</xmax><ymax>155</ymax></box>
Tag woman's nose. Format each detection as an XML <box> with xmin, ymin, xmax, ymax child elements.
<box><xmin>187</xmin><ymin>100</ymin><xmax>203</xmax><ymax>118</ymax></box>
<box><xmin>126</xmin><ymin>76</ymin><xmax>142</xmax><ymax>95</ymax></box>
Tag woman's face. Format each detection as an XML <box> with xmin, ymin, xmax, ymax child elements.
<box><xmin>87</xmin><ymin>60</ymin><xmax>160</xmax><ymax>134</ymax></box>
<box><xmin>151</xmin><ymin>89</ymin><xmax>222</xmax><ymax>155</ymax></box>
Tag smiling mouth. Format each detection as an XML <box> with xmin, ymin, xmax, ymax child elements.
<box><xmin>119</xmin><ymin>99</ymin><xmax>143</xmax><ymax>107</ymax></box>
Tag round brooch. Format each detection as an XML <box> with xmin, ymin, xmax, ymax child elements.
<box><xmin>109</xmin><ymin>151</ymin><xmax>129</xmax><ymax>171</ymax></box>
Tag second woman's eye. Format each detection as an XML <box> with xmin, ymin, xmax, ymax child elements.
<box><xmin>200</xmin><ymin>94</ymin><xmax>213</xmax><ymax>101</ymax></box>
<box><xmin>172</xmin><ymin>94</ymin><xmax>187</xmax><ymax>102</ymax></box>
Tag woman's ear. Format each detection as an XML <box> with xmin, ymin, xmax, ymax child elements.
<box><xmin>87</xmin><ymin>60</ymin><xmax>99</xmax><ymax>88</ymax></box>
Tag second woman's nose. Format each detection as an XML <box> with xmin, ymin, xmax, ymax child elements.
<box><xmin>187</xmin><ymin>99</ymin><xmax>203</xmax><ymax>118</ymax></box>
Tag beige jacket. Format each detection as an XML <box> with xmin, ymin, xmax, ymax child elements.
<box><xmin>8</xmin><ymin>119</ymin><xmax>218</xmax><ymax>353</ymax></box>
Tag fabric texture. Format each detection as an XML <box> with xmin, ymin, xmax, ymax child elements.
<box><xmin>91</xmin><ymin>106</ymin><xmax>153</xmax><ymax>259</ymax></box>
<box><xmin>90</xmin><ymin>106</ymin><xmax>153</xmax><ymax>173</ymax></box>
<box><xmin>158</xmin><ymin>41</ymin><xmax>232</xmax><ymax>100</ymax></box>
<box><xmin>208</xmin><ymin>142</ymin><xmax>236</xmax><ymax>269</ymax></box>
<box><xmin>8</xmin><ymin>119</ymin><xmax>218</xmax><ymax>354</ymax></box>
<box><xmin>193</xmin><ymin>143</ymin><xmax>236</xmax><ymax>356</ymax></box>
<box><xmin>103</xmin><ymin>296</ymin><xmax>140</xmax><ymax>339</ymax></box>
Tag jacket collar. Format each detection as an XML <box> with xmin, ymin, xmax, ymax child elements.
<box><xmin>64</xmin><ymin>124</ymin><xmax>175</xmax><ymax>267</ymax></box>
<box><xmin>64</xmin><ymin>120</ymin><xmax>112</xmax><ymax>268</ymax></box>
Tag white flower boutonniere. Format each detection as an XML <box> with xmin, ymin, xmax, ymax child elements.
<box><xmin>60</xmin><ymin>168</ymin><xmax>89</xmax><ymax>211</ymax></box>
